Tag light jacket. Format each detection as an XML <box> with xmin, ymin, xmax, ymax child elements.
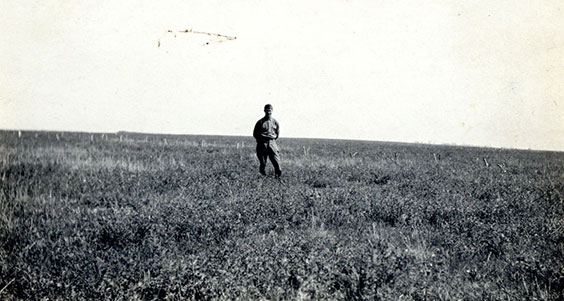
<box><xmin>253</xmin><ymin>117</ymin><xmax>279</xmax><ymax>142</ymax></box>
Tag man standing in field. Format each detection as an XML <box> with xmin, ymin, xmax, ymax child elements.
<box><xmin>253</xmin><ymin>104</ymin><xmax>282</xmax><ymax>178</ymax></box>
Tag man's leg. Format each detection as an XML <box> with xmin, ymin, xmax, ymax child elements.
<box><xmin>268</xmin><ymin>142</ymin><xmax>282</xmax><ymax>177</ymax></box>
<box><xmin>256</xmin><ymin>143</ymin><xmax>268</xmax><ymax>175</ymax></box>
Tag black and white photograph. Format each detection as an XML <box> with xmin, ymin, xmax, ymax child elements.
<box><xmin>1</xmin><ymin>0</ymin><xmax>563</xmax><ymax>299</ymax></box>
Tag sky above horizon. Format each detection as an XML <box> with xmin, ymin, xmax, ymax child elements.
<box><xmin>1</xmin><ymin>0</ymin><xmax>563</xmax><ymax>151</ymax></box>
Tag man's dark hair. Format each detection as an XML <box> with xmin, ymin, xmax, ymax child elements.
<box><xmin>264</xmin><ymin>104</ymin><xmax>273</xmax><ymax>110</ymax></box>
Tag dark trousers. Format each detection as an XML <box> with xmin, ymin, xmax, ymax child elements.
<box><xmin>256</xmin><ymin>140</ymin><xmax>281</xmax><ymax>176</ymax></box>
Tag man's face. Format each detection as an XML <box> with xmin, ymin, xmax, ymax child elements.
<box><xmin>264</xmin><ymin>107</ymin><xmax>273</xmax><ymax>117</ymax></box>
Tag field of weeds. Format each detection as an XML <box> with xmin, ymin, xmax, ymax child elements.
<box><xmin>1</xmin><ymin>130</ymin><xmax>563</xmax><ymax>300</ymax></box>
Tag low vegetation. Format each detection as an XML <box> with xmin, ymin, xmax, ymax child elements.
<box><xmin>1</xmin><ymin>131</ymin><xmax>563</xmax><ymax>300</ymax></box>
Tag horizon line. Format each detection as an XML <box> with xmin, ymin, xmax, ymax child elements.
<box><xmin>1</xmin><ymin>128</ymin><xmax>562</xmax><ymax>153</ymax></box>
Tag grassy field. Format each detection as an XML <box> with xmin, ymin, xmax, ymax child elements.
<box><xmin>1</xmin><ymin>130</ymin><xmax>563</xmax><ymax>300</ymax></box>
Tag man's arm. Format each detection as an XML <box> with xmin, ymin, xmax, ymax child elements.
<box><xmin>253</xmin><ymin>121</ymin><xmax>260</xmax><ymax>141</ymax></box>
<box><xmin>275</xmin><ymin>120</ymin><xmax>280</xmax><ymax>139</ymax></box>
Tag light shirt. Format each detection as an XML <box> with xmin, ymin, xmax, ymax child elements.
<box><xmin>253</xmin><ymin>117</ymin><xmax>279</xmax><ymax>141</ymax></box>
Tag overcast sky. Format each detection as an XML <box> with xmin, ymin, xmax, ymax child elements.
<box><xmin>1</xmin><ymin>0</ymin><xmax>563</xmax><ymax>151</ymax></box>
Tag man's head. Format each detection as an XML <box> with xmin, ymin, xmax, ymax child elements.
<box><xmin>264</xmin><ymin>104</ymin><xmax>273</xmax><ymax>118</ymax></box>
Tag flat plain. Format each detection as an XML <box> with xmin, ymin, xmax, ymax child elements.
<box><xmin>1</xmin><ymin>130</ymin><xmax>563</xmax><ymax>300</ymax></box>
